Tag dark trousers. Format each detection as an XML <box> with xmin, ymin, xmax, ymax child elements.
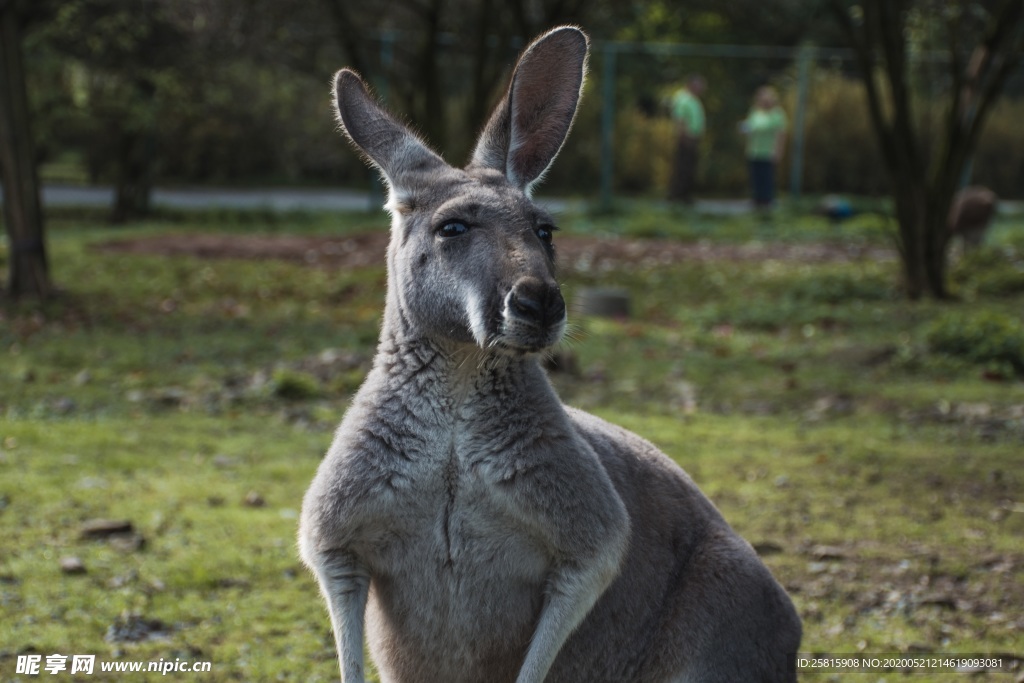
<box><xmin>748</xmin><ymin>159</ymin><xmax>776</xmax><ymax>207</ymax></box>
<box><xmin>668</xmin><ymin>134</ymin><xmax>699</xmax><ymax>204</ymax></box>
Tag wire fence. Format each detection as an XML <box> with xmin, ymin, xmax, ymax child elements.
<box><xmin>592</xmin><ymin>40</ymin><xmax>1024</xmax><ymax>206</ymax></box>
<box><xmin>360</xmin><ymin>33</ymin><xmax>1024</xmax><ymax>206</ymax></box>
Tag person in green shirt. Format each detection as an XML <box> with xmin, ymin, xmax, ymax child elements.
<box><xmin>739</xmin><ymin>86</ymin><xmax>787</xmax><ymax>209</ymax></box>
<box><xmin>667</xmin><ymin>74</ymin><xmax>706</xmax><ymax>205</ymax></box>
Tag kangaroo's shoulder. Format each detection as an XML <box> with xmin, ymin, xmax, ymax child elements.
<box><xmin>563</xmin><ymin>405</ymin><xmax>726</xmax><ymax>520</ymax></box>
<box><xmin>563</xmin><ymin>405</ymin><xmax>672</xmax><ymax>467</ymax></box>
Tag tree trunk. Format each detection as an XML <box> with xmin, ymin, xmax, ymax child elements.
<box><xmin>923</xmin><ymin>187</ymin><xmax>954</xmax><ymax>299</ymax></box>
<box><xmin>0</xmin><ymin>4</ymin><xmax>50</xmax><ymax>300</ymax></box>
<box><xmin>110</xmin><ymin>78</ymin><xmax>155</xmax><ymax>224</ymax></box>
<box><xmin>464</xmin><ymin>0</ymin><xmax>497</xmax><ymax>160</ymax></box>
<box><xmin>893</xmin><ymin>182</ymin><xmax>953</xmax><ymax>300</ymax></box>
<box><xmin>111</xmin><ymin>129</ymin><xmax>154</xmax><ymax>224</ymax></box>
<box><xmin>416</xmin><ymin>0</ymin><xmax>445</xmax><ymax>150</ymax></box>
<box><xmin>893</xmin><ymin>186</ymin><xmax>927</xmax><ymax>299</ymax></box>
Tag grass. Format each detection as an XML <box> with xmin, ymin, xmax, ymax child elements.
<box><xmin>1</xmin><ymin>204</ymin><xmax>1022</xmax><ymax>681</ymax></box>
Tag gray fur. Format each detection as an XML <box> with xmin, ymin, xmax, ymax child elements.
<box><xmin>299</xmin><ymin>26</ymin><xmax>801</xmax><ymax>683</ymax></box>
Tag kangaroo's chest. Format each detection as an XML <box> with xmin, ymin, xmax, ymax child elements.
<box><xmin>363</xmin><ymin>422</ymin><xmax>547</xmax><ymax>574</ymax></box>
<box><xmin>354</xmin><ymin>422</ymin><xmax>551</xmax><ymax>658</ymax></box>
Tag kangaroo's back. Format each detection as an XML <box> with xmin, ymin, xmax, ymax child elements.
<box><xmin>550</xmin><ymin>408</ymin><xmax>801</xmax><ymax>681</ymax></box>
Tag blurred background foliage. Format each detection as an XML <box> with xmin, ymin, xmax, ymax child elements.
<box><xmin>19</xmin><ymin>0</ymin><xmax>1023</xmax><ymax>202</ymax></box>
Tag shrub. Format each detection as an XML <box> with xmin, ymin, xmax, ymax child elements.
<box><xmin>792</xmin><ymin>71</ymin><xmax>889</xmax><ymax>196</ymax></box>
<box><xmin>926</xmin><ymin>311</ymin><xmax>1024</xmax><ymax>376</ymax></box>
<box><xmin>950</xmin><ymin>246</ymin><xmax>1024</xmax><ymax>298</ymax></box>
<box><xmin>720</xmin><ymin>298</ymin><xmax>813</xmax><ymax>331</ymax></box>
<box><xmin>788</xmin><ymin>272</ymin><xmax>894</xmax><ymax>304</ymax></box>
<box><xmin>270</xmin><ymin>369</ymin><xmax>321</xmax><ymax>401</ymax></box>
<box><xmin>615</xmin><ymin>109</ymin><xmax>675</xmax><ymax>194</ymax></box>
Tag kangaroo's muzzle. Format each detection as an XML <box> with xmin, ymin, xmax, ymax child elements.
<box><xmin>501</xmin><ymin>277</ymin><xmax>566</xmax><ymax>351</ymax></box>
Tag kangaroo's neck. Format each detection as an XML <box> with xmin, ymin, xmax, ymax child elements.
<box><xmin>371</xmin><ymin>313</ymin><xmax>556</xmax><ymax>420</ymax></box>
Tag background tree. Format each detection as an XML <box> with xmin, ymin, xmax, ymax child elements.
<box><xmin>829</xmin><ymin>0</ymin><xmax>1024</xmax><ymax>299</ymax></box>
<box><xmin>42</xmin><ymin>0</ymin><xmax>188</xmax><ymax>222</ymax></box>
<box><xmin>0</xmin><ymin>0</ymin><xmax>55</xmax><ymax>300</ymax></box>
<box><xmin>318</xmin><ymin>0</ymin><xmax>620</xmax><ymax>162</ymax></box>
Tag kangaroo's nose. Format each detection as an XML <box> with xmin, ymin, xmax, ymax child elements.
<box><xmin>509</xmin><ymin>277</ymin><xmax>565</xmax><ymax>327</ymax></box>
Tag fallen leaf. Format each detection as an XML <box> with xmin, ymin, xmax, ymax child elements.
<box><xmin>59</xmin><ymin>556</ymin><xmax>86</xmax><ymax>575</ymax></box>
<box><xmin>80</xmin><ymin>519</ymin><xmax>134</xmax><ymax>540</ymax></box>
<box><xmin>105</xmin><ymin>613</ymin><xmax>171</xmax><ymax>643</ymax></box>
<box><xmin>753</xmin><ymin>541</ymin><xmax>784</xmax><ymax>556</ymax></box>
<box><xmin>244</xmin><ymin>491</ymin><xmax>266</xmax><ymax>508</ymax></box>
<box><xmin>809</xmin><ymin>545</ymin><xmax>847</xmax><ymax>561</ymax></box>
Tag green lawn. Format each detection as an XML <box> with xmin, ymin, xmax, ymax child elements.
<box><xmin>1</xmin><ymin>205</ymin><xmax>1022</xmax><ymax>681</ymax></box>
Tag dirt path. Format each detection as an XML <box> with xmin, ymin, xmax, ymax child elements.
<box><xmin>96</xmin><ymin>233</ymin><xmax>896</xmax><ymax>271</ymax></box>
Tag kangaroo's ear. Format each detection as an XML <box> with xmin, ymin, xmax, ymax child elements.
<box><xmin>333</xmin><ymin>69</ymin><xmax>445</xmax><ymax>191</ymax></box>
<box><xmin>470</xmin><ymin>27</ymin><xmax>588</xmax><ymax>193</ymax></box>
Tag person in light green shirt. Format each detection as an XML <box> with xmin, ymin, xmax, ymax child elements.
<box><xmin>671</xmin><ymin>82</ymin><xmax>706</xmax><ymax>138</ymax></box>
<box><xmin>739</xmin><ymin>86</ymin><xmax>787</xmax><ymax>208</ymax></box>
<box><xmin>667</xmin><ymin>74</ymin><xmax>706</xmax><ymax>204</ymax></box>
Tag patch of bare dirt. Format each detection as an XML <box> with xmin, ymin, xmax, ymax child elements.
<box><xmin>97</xmin><ymin>233</ymin><xmax>387</xmax><ymax>269</ymax></box>
<box><xmin>95</xmin><ymin>233</ymin><xmax>895</xmax><ymax>270</ymax></box>
<box><xmin>559</xmin><ymin>236</ymin><xmax>895</xmax><ymax>271</ymax></box>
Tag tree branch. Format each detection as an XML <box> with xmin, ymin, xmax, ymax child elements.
<box><xmin>973</xmin><ymin>1</ymin><xmax>1024</xmax><ymax>117</ymax></box>
<box><xmin>829</xmin><ymin>0</ymin><xmax>898</xmax><ymax>168</ymax></box>
<box><xmin>873</xmin><ymin>0</ymin><xmax>922</xmax><ymax>177</ymax></box>
<box><xmin>937</xmin><ymin>0</ymin><xmax>1024</xmax><ymax>190</ymax></box>
<box><xmin>945</xmin><ymin>3</ymin><xmax>964</xmax><ymax>129</ymax></box>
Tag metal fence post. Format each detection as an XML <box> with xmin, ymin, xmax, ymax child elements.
<box><xmin>789</xmin><ymin>44</ymin><xmax>814</xmax><ymax>201</ymax></box>
<box><xmin>600</xmin><ymin>42</ymin><xmax>617</xmax><ymax>210</ymax></box>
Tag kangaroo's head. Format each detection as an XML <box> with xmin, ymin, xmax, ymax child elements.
<box><xmin>332</xmin><ymin>27</ymin><xmax>588</xmax><ymax>355</ymax></box>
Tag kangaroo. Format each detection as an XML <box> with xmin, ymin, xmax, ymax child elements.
<box><xmin>299</xmin><ymin>26</ymin><xmax>802</xmax><ymax>683</ymax></box>
<box><xmin>949</xmin><ymin>186</ymin><xmax>997</xmax><ymax>251</ymax></box>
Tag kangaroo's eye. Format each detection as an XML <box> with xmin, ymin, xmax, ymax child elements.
<box><xmin>437</xmin><ymin>221</ymin><xmax>469</xmax><ymax>238</ymax></box>
<box><xmin>535</xmin><ymin>225</ymin><xmax>556</xmax><ymax>244</ymax></box>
